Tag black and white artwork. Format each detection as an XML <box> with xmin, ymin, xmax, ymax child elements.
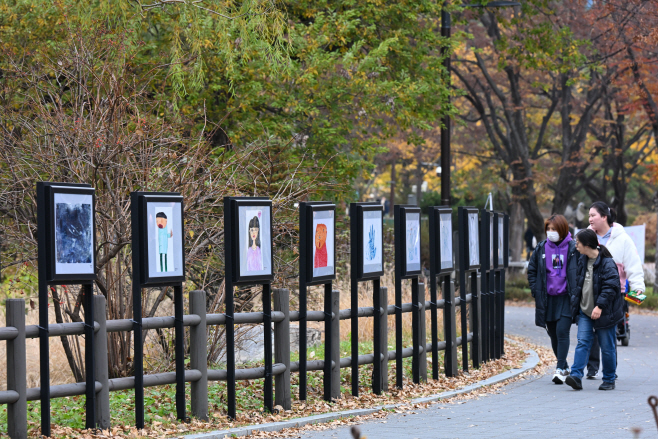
<box><xmin>489</xmin><ymin>215</ymin><xmax>494</xmax><ymax>269</ymax></box>
<box><xmin>238</xmin><ymin>205</ymin><xmax>272</xmax><ymax>278</ymax></box>
<box><xmin>362</xmin><ymin>210</ymin><xmax>383</xmax><ymax>274</ymax></box>
<box><xmin>54</xmin><ymin>192</ymin><xmax>95</xmax><ymax>275</ymax></box>
<box><xmin>440</xmin><ymin>213</ymin><xmax>453</xmax><ymax>269</ymax></box>
<box><xmin>146</xmin><ymin>200</ymin><xmax>184</xmax><ymax>279</ymax></box>
<box><xmin>405</xmin><ymin>211</ymin><xmax>421</xmax><ymax>272</ymax></box>
<box><xmin>468</xmin><ymin>212</ymin><xmax>479</xmax><ymax>267</ymax></box>
<box><xmin>498</xmin><ymin>216</ymin><xmax>505</xmax><ymax>267</ymax></box>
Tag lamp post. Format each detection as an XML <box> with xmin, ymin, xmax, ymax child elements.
<box><xmin>440</xmin><ymin>1</ymin><xmax>520</xmax><ymax>206</ymax></box>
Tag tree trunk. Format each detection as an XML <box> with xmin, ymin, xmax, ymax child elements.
<box><xmin>655</xmin><ymin>191</ymin><xmax>658</xmax><ymax>291</ymax></box>
<box><xmin>390</xmin><ymin>161</ymin><xmax>396</xmax><ymax>212</ymax></box>
<box><xmin>510</xmin><ymin>202</ymin><xmax>524</xmax><ymax>262</ymax></box>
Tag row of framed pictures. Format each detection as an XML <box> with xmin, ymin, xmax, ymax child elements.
<box><xmin>41</xmin><ymin>184</ymin><xmax>506</xmax><ymax>285</ymax></box>
<box><xmin>461</xmin><ymin>207</ymin><xmax>509</xmax><ymax>272</ymax></box>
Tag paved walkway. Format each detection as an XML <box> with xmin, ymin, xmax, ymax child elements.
<box><xmin>299</xmin><ymin>306</ymin><xmax>658</xmax><ymax>438</ymax></box>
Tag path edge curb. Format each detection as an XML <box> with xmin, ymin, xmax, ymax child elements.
<box><xmin>183</xmin><ymin>345</ymin><xmax>540</xmax><ymax>439</ymax></box>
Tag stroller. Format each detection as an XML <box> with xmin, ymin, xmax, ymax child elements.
<box><xmin>616</xmin><ymin>280</ymin><xmax>631</xmax><ymax>347</ymax></box>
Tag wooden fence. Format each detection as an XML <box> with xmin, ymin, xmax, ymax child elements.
<box><xmin>0</xmin><ymin>269</ymin><xmax>506</xmax><ymax>439</ymax></box>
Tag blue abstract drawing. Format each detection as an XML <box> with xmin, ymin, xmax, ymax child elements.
<box><xmin>366</xmin><ymin>224</ymin><xmax>377</xmax><ymax>261</ymax></box>
<box><xmin>407</xmin><ymin>222</ymin><xmax>419</xmax><ymax>263</ymax></box>
<box><xmin>55</xmin><ymin>203</ymin><xmax>93</xmax><ymax>264</ymax></box>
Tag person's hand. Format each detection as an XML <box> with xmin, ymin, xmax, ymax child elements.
<box><xmin>591</xmin><ymin>306</ymin><xmax>602</xmax><ymax>320</ymax></box>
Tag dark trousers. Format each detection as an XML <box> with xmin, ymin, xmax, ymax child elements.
<box><xmin>588</xmin><ymin>330</ymin><xmax>619</xmax><ymax>375</ymax></box>
<box><xmin>546</xmin><ymin>316</ymin><xmax>571</xmax><ymax>370</ymax></box>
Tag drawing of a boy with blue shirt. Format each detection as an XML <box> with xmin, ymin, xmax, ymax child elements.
<box><xmin>156</xmin><ymin>212</ymin><xmax>173</xmax><ymax>272</ymax></box>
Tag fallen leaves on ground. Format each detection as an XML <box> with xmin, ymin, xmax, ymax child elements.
<box><xmin>15</xmin><ymin>339</ymin><xmax>548</xmax><ymax>439</ymax></box>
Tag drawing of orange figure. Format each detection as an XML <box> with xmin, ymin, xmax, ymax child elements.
<box><xmin>314</xmin><ymin>223</ymin><xmax>328</xmax><ymax>268</ymax></box>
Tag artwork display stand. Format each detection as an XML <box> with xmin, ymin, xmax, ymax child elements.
<box><xmin>428</xmin><ymin>206</ymin><xmax>458</xmax><ymax>378</ymax></box>
<box><xmin>393</xmin><ymin>205</ymin><xmax>422</xmax><ymax>386</ymax></box>
<box><xmin>349</xmin><ymin>202</ymin><xmax>384</xmax><ymax>396</ymax></box>
<box><xmin>224</xmin><ymin>197</ymin><xmax>274</xmax><ymax>419</ymax></box>
<box><xmin>493</xmin><ymin>212</ymin><xmax>509</xmax><ymax>358</ymax></box>
<box><xmin>458</xmin><ymin>206</ymin><xmax>481</xmax><ymax>372</ymax></box>
<box><xmin>479</xmin><ymin>210</ymin><xmax>494</xmax><ymax>362</ymax></box>
<box><xmin>131</xmin><ymin>192</ymin><xmax>186</xmax><ymax>428</ymax></box>
<box><xmin>298</xmin><ymin>202</ymin><xmax>336</xmax><ymax>402</ymax></box>
<box><xmin>37</xmin><ymin>182</ymin><xmax>97</xmax><ymax>438</ymax></box>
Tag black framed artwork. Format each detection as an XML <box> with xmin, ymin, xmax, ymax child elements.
<box><xmin>356</xmin><ymin>204</ymin><xmax>384</xmax><ymax>280</ymax></box>
<box><xmin>494</xmin><ymin>211</ymin><xmax>504</xmax><ymax>269</ymax></box>
<box><xmin>431</xmin><ymin>206</ymin><xmax>453</xmax><ymax>274</ymax></box>
<box><xmin>305</xmin><ymin>203</ymin><xmax>336</xmax><ymax>283</ymax></box>
<box><xmin>400</xmin><ymin>206</ymin><xmax>421</xmax><ymax>277</ymax></box>
<box><xmin>231</xmin><ymin>198</ymin><xmax>274</xmax><ymax>284</ymax></box>
<box><xmin>138</xmin><ymin>194</ymin><xmax>186</xmax><ymax>285</ymax></box>
<box><xmin>464</xmin><ymin>207</ymin><xmax>480</xmax><ymax>270</ymax></box>
<box><xmin>46</xmin><ymin>185</ymin><xmax>96</xmax><ymax>282</ymax></box>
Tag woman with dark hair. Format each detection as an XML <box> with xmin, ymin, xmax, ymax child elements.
<box><xmin>528</xmin><ymin>214</ymin><xmax>578</xmax><ymax>384</ymax></box>
<box><xmin>585</xmin><ymin>201</ymin><xmax>644</xmax><ymax>378</ymax></box>
<box><xmin>565</xmin><ymin>229</ymin><xmax>623</xmax><ymax>391</ymax></box>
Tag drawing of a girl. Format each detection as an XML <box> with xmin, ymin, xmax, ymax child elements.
<box><xmin>314</xmin><ymin>223</ymin><xmax>328</xmax><ymax>268</ymax></box>
<box><xmin>247</xmin><ymin>215</ymin><xmax>263</xmax><ymax>271</ymax></box>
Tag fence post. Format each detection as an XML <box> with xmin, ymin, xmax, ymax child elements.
<box><xmin>471</xmin><ymin>273</ymin><xmax>482</xmax><ymax>368</ymax></box>
<box><xmin>7</xmin><ymin>299</ymin><xmax>27</xmax><ymax>439</ymax></box>
<box><xmin>379</xmin><ymin>286</ymin><xmax>388</xmax><ymax>392</ymax></box>
<box><xmin>445</xmin><ymin>280</ymin><xmax>458</xmax><ymax>377</ymax></box>
<box><xmin>330</xmin><ymin>289</ymin><xmax>341</xmax><ymax>399</ymax></box>
<box><xmin>418</xmin><ymin>283</ymin><xmax>427</xmax><ymax>383</ymax></box>
<box><xmin>273</xmin><ymin>288</ymin><xmax>291</xmax><ymax>410</ymax></box>
<box><xmin>190</xmin><ymin>290</ymin><xmax>208</xmax><ymax>420</ymax></box>
<box><xmin>93</xmin><ymin>295</ymin><xmax>110</xmax><ymax>430</ymax></box>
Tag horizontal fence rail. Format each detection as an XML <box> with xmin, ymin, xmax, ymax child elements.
<box><xmin>2</xmin><ymin>276</ymin><xmax>502</xmax><ymax>438</ymax></box>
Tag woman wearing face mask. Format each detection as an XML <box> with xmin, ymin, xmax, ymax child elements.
<box><xmin>566</xmin><ymin>229</ymin><xmax>623</xmax><ymax>391</ymax></box>
<box><xmin>528</xmin><ymin>214</ymin><xmax>579</xmax><ymax>384</ymax></box>
<box><xmin>584</xmin><ymin>201</ymin><xmax>645</xmax><ymax>378</ymax></box>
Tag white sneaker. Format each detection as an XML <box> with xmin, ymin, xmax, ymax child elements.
<box><xmin>552</xmin><ymin>368</ymin><xmax>569</xmax><ymax>384</ymax></box>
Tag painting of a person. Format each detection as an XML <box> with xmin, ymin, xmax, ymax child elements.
<box><xmin>314</xmin><ymin>223</ymin><xmax>328</xmax><ymax>268</ymax></box>
<box><xmin>247</xmin><ymin>215</ymin><xmax>263</xmax><ymax>271</ymax></box>
<box><xmin>156</xmin><ymin>212</ymin><xmax>173</xmax><ymax>272</ymax></box>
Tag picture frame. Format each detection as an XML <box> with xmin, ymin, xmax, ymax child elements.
<box><xmin>494</xmin><ymin>211</ymin><xmax>504</xmax><ymax>269</ymax></box>
<box><xmin>46</xmin><ymin>185</ymin><xmax>96</xmax><ymax>282</ymax></box>
<box><xmin>461</xmin><ymin>207</ymin><xmax>480</xmax><ymax>271</ymax></box>
<box><xmin>229</xmin><ymin>198</ymin><xmax>274</xmax><ymax>284</ymax></box>
<box><xmin>398</xmin><ymin>206</ymin><xmax>421</xmax><ymax>278</ymax></box>
<box><xmin>356</xmin><ymin>204</ymin><xmax>384</xmax><ymax>280</ymax></box>
<box><xmin>503</xmin><ymin>213</ymin><xmax>510</xmax><ymax>268</ymax></box>
<box><xmin>479</xmin><ymin>209</ymin><xmax>494</xmax><ymax>271</ymax></box>
<box><xmin>137</xmin><ymin>194</ymin><xmax>186</xmax><ymax>285</ymax></box>
<box><xmin>303</xmin><ymin>202</ymin><xmax>336</xmax><ymax>284</ymax></box>
<box><xmin>430</xmin><ymin>206</ymin><xmax>453</xmax><ymax>274</ymax></box>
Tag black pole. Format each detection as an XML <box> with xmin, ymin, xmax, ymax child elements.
<box><xmin>130</xmin><ymin>192</ymin><xmax>145</xmax><ymax>429</ymax></box>
<box><xmin>441</xmin><ymin>8</ymin><xmax>452</xmax><ymax>207</ymax></box>
<box><xmin>349</xmin><ymin>203</ymin><xmax>360</xmax><ymax>396</ymax></box>
<box><xmin>323</xmin><ymin>282</ymin><xmax>333</xmax><ymax>401</ymax></box>
<box><xmin>457</xmin><ymin>208</ymin><xmax>469</xmax><ymax>373</ymax></box>
<box><xmin>174</xmin><ymin>284</ymin><xmax>186</xmax><ymax>421</ymax></box>
<box><xmin>411</xmin><ymin>277</ymin><xmax>420</xmax><ymax>384</ymax></box>
<box><xmin>394</xmin><ymin>206</ymin><xmax>403</xmax><ymax>388</ymax></box>
<box><xmin>263</xmin><ymin>283</ymin><xmax>273</xmax><ymax>412</ymax></box>
<box><xmin>224</xmin><ymin>197</ymin><xmax>236</xmax><ymax>419</ymax></box>
<box><xmin>428</xmin><ymin>208</ymin><xmax>439</xmax><ymax>380</ymax></box>
<box><xmin>84</xmin><ymin>282</ymin><xmax>96</xmax><ymax>429</ymax></box>
<box><xmin>442</xmin><ymin>274</ymin><xmax>455</xmax><ymax>377</ymax></box>
<box><xmin>36</xmin><ymin>183</ymin><xmax>51</xmax><ymax>438</ymax></box>
<box><xmin>372</xmin><ymin>278</ymin><xmax>382</xmax><ymax>394</ymax></box>
<box><xmin>299</xmin><ymin>280</ymin><xmax>308</xmax><ymax>400</ymax></box>
<box><xmin>471</xmin><ymin>270</ymin><xmax>481</xmax><ymax>368</ymax></box>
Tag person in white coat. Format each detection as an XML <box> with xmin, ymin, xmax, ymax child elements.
<box><xmin>585</xmin><ymin>201</ymin><xmax>645</xmax><ymax>378</ymax></box>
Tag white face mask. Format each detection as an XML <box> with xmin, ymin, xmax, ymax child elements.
<box><xmin>547</xmin><ymin>231</ymin><xmax>560</xmax><ymax>242</ymax></box>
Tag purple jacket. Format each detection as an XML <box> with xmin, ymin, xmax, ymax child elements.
<box><xmin>545</xmin><ymin>232</ymin><xmax>572</xmax><ymax>296</ymax></box>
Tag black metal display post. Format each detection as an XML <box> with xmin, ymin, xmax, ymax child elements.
<box><xmin>224</xmin><ymin>197</ymin><xmax>274</xmax><ymax>418</ymax></box>
<box><xmin>37</xmin><ymin>182</ymin><xmax>97</xmax><ymax>437</ymax></box>
<box><xmin>428</xmin><ymin>206</ymin><xmax>457</xmax><ymax>378</ymax></box>
<box><xmin>349</xmin><ymin>202</ymin><xmax>384</xmax><ymax>396</ymax></box>
<box><xmin>131</xmin><ymin>192</ymin><xmax>186</xmax><ymax>428</ymax></box>
<box><xmin>298</xmin><ymin>202</ymin><xmax>336</xmax><ymax>401</ymax></box>
<box><xmin>394</xmin><ymin>205</ymin><xmax>422</xmax><ymax>385</ymax></box>
<box><xmin>493</xmin><ymin>212</ymin><xmax>509</xmax><ymax>358</ymax></box>
<box><xmin>458</xmin><ymin>206</ymin><xmax>481</xmax><ymax>371</ymax></box>
<box><xmin>479</xmin><ymin>209</ymin><xmax>494</xmax><ymax>363</ymax></box>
